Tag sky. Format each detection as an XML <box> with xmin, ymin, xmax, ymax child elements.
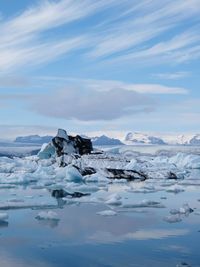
<box><xmin>0</xmin><ymin>0</ymin><xmax>200</xmax><ymax>139</ymax></box>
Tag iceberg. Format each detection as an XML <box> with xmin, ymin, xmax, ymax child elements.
<box><xmin>35</xmin><ymin>211</ymin><xmax>60</xmax><ymax>221</ymax></box>
<box><xmin>96</xmin><ymin>210</ymin><xmax>117</xmax><ymax>216</ymax></box>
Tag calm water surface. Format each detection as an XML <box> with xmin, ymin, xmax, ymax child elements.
<box><xmin>0</xmin><ymin>184</ymin><xmax>199</xmax><ymax>267</ymax></box>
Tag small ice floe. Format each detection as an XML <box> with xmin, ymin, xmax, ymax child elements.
<box><xmin>176</xmin><ymin>262</ymin><xmax>192</xmax><ymax>267</ymax></box>
<box><xmin>35</xmin><ymin>211</ymin><xmax>60</xmax><ymax>221</ymax></box>
<box><xmin>122</xmin><ymin>199</ymin><xmax>165</xmax><ymax>209</ymax></box>
<box><xmin>160</xmin><ymin>196</ymin><xmax>167</xmax><ymax>200</ymax></box>
<box><xmin>179</xmin><ymin>204</ymin><xmax>194</xmax><ymax>214</ymax></box>
<box><xmin>165</xmin><ymin>204</ymin><xmax>194</xmax><ymax>223</ymax></box>
<box><xmin>105</xmin><ymin>194</ymin><xmax>122</xmax><ymax>206</ymax></box>
<box><xmin>170</xmin><ymin>209</ymin><xmax>181</xmax><ymax>215</ymax></box>
<box><xmin>0</xmin><ymin>212</ymin><xmax>9</xmax><ymax>221</ymax></box>
<box><xmin>163</xmin><ymin>215</ymin><xmax>182</xmax><ymax>223</ymax></box>
<box><xmin>166</xmin><ymin>188</ymin><xmax>184</xmax><ymax>194</ymax></box>
<box><xmin>170</xmin><ymin>204</ymin><xmax>194</xmax><ymax>216</ymax></box>
<box><xmin>96</xmin><ymin>210</ymin><xmax>117</xmax><ymax>216</ymax></box>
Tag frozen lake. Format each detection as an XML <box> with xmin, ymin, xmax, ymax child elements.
<box><xmin>0</xmin><ymin>145</ymin><xmax>200</xmax><ymax>266</ymax></box>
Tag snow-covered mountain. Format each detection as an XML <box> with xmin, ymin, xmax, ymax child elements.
<box><xmin>15</xmin><ymin>135</ymin><xmax>53</xmax><ymax>144</ymax></box>
<box><xmin>124</xmin><ymin>132</ymin><xmax>200</xmax><ymax>146</ymax></box>
<box><xmin>173</xmin><ymin>134</ymin><xmax>200</xmax><ymax>145</ymax></box>
<box><xmin>124</xmin><ymin>132</ymin><xmax>166</xmax><ymax>145</ymax></box>
<box><xmin>190</xmin><ymin>134</ymin><xmax>200</xmax><ymax>145</ymax></box>
<box><xmin>91</xmin><ymin>135</ymin><xmax>124</xmax><ymax>146</ymax></box>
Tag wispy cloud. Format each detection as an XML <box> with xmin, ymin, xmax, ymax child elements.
<box><xmin>1</xmin><ymin>0</ymin><xmax>200</xmax><ymax>72</ymax></box>
<box><xmin>151</xmin><ymin>72</ymin><xmax>190</xmax><ymax>80</ymax></box>
<box><xmin>0</xmin><ymin>0</ymin><xmax>114</xmax><ymax>72</ymax></box>
<box><xmin>87</xmin><ymin>0</ymin><xmax>200</xmax><ymax>64</ymax></box>
<box><xmin>105</xmin><ymin>26</ymin><xmax>200</xmax><ymax>65</ymax></box>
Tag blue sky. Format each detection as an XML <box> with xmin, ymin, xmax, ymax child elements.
<box><xmin>0</xmin><ymin>0</ymin><xmax>199</xmax><ymax>138</ymax></box>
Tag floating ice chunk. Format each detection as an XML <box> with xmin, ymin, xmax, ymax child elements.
<box><xmin>106</xmin><ymin>199</ymin><xmax>122</xmax><ymax>206</ymax></box>
<box><xmin>179</xmin><ymin>204</ymin><xmax>193</xmax><ymax>214</ymax></box>
<box><xmin>170</xmin><ymin>209</ymin><xmax>180</xmax><ymax>215</ymax></box>
<box><xmin>122</xmin><ymin>199</ymin><xmax>165</xmax><ymax>208</ymax></box>
<box><xmin>170</xmin><ymin>204</ymin><xmax>193</xmax><ymax>216</ymax></box>
<box><xmin>163</xmin><ymin>215</ymin><xmax>182</xmax><ymax>223</ymax></box>
<box><xmin>105</xmin><ymin>194</ymin><xmax>122</xmax><ymax>206</ymax></box>
<box><xmin>97</xmin><ymin>210</ymin><xmax>117</xmax><ymax>216</ymax></box>
<box><xmin>166</xmin><ymin>186</ymin><xmax>184</xmax><ymax>194</ymax></box>
<box><xmin>65</xmin><ymin>165</ymin><xmax>83</xmax><ymax>183</ymax></box>
<box><xmin>176</xmin><ymin>262</ymin><xmax>191</xmax><ymax>267</ymax></box>
<box><xmin>36</xmin><ymin>211</ymin><xmax>60</xmax><ymax>221</ymax></box>
<box><xmin>0</xmin><ymin>212</ymin><xmax>8</xmax><ymax>221</ymax></box>
<box><xmin>167</xmin><ymin>204</ymin><xmax>194</xmax><ymax>223</ymax></box>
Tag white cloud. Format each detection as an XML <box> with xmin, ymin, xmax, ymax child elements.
<box><xmin>64</xmin><ymin>78</ymin><xmax>189</xmax><ymax>95</ymax></box>
<box><xmin>30</xmin><ymin>87</ymin><xmax>155</xmax><ymax>121</ymax></box>
<box><xmin>152</xmin><ymin>72</ymin><xmax>190</xmax><ymax>80</ymax></box>
<box><xmin>24</xmin><ymin>78</ymin><xmax>189</xmax><ymax>121</ymax></box>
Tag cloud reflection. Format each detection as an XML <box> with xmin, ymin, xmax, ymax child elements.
<box><xmin>88</xmin><ymin>229</ymin><xmax>189</xmax><ymax>244</ymax></box>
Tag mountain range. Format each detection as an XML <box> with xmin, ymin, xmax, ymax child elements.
<box><xmin>14</xmin><ymin>134</ymin><xmax>123</xmax><ymax>146</ymax></box>
<box><xmin>124</xmin><ymin>132</ymin><xmax>200</xmax><ymax>146</ymax></box>
<box><xmin>13</xmin><ymin>132</ymin><xmax>200</xmax><ymax>146</ymax></box>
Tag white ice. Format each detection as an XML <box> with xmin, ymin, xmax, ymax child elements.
<box><xmin>96</xmin><ymin>210</ymin><xmax>117</xmax><ymax>216</ymax></box>
<box><xmin>36</xmin><ymin>211</ymin><xmax>60</xmax><ymax>221</ymax></box>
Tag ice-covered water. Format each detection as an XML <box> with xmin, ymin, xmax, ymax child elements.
<box><xmin>0</xmin><ymin>145</ymin><xmax>199</xmax><ymax>266</ymax></box>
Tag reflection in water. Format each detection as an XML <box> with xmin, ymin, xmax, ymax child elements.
<box><xmin>0</xmin><ymin>183</ymin><xmax>199</xmax><ymax>267</ymax></box>
<box><xmin>88</xmin><ymin>229</ymin><xmax>190</xmax><ymax>244</ymax></box>
<box><xmin>36</xmin><ymin>218</ymin><xmax>59</xmax><ymax>228</ymax></box>
<box><xmin>0</xmin><ymin>221</ymin><xmax>8</xmax><ymax>228</ymax></box>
